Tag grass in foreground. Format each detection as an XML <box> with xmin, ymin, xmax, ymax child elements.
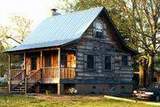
<box><xmin>0</xmin><ymin>95</ymin><xmax>158</xmax><ymax>107</ymax></box>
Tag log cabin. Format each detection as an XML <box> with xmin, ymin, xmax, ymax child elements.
<box><xmin>6</xmin><ymin>7</ymin><xmax>137</xmax><ymax>95</ymax></box>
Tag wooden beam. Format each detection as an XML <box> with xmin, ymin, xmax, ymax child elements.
<box><xmin>8</xmin><ymin>47</ymin><xmax>61</xmax><ymax>54</ymax></box>
<box><xmin>57</xmin><ymin>48</ymin><xmax>61</xmax><ymax>95</ymax></box>
<box><xmin>40</xmin><ymin>51</ymin><xmax>43</xmax><ymax>83</ymax></box>
<box><xmin>24</xmin><ymin>53</ymin><xmax>26</xmax><ymax>70</ymax></box>
<box><xmin>40</xmin><ymin>51</ymin><xmax>43</xmax><ymax>68</ymax></box>
<box><xmin>24</xmin><ymin>53</ymin><xmax>27</xmax><ymax>94</ymax></box>
<box><xmin>57</xmin><ymin>83</ymin><xmax>61</xmax><ymax>95</ymax></box>
<box><xmin>8</xmin><ymin>54</ymin><xmax>11</xmax><ymax>94</ymax></box>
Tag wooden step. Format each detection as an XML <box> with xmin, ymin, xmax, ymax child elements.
<box><xmin>11</xmin><ymin>89</ymin><xmax>25</xmax><ymax>93</ymax></box>
<box><xmin>12</xmin><ymin>88</ymin><xmax>25</xmax><ymax>90</ymax></box>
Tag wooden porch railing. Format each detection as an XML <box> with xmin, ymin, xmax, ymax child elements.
<box><xmin>11</xmin><ymin>69</ymin><xmax>25</xmax><ymax>81</ymax></box>
<box><xmin>60</xmin><ymin>67</ymin><xmax>76</xmax><ymax>79</ymax></box>
<box><xmin>42</xmin><ymin>67</ymin><xmax>76</xmax><ymax>79</ymax></box>
<box><xmin>42</xmin><ymin>67</ymin><xmax>59</xmax><ymax>79</ymax></box>
<box><xmin>27</xmin><ymin>69</ymin><xmax>42</xmax><ymax>83</ymax></box>
<box><xmin>11</xmin><ymin>67</ymin><xmax>76</xmax><ymax>84</ymax></box>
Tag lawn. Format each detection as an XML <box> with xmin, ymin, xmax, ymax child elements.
<box><xmin>0</xmin><ymin>95</ymin><xmax>159</xmax><ymax>107</ymax></box>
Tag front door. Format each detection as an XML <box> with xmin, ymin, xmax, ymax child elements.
<box><xmin>26</xmin><ymin>53</ymin><xmax>39</xmax><ymax>75</ymax></box>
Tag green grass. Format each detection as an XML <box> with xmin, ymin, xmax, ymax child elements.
<box><xmin>0</xmin><ymin>95</ymin><xmax>158</xmax><ymax>107</ymax></box>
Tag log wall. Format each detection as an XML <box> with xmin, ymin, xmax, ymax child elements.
<box><xmin>75</xmin><ymin>17</ymin><xmax>133</xmax><ymax>84</ymax></box>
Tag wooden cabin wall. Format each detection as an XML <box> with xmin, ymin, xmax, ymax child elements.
<box><xmin>26</xmin><ymin>54</ymin><xmax>31</xmax><ymax>75</ymax></box>
<box><xmin>75</xmin><ymin>16</ymin><xmax>133</xmax><ymax>83</ymax></box>
<box><xmin>37</xmin><ymin>56</ymin><xmax>40</xmax><ymax>70</ymax></box>
<box><xmin>51</xmin><ymin>52</ymin><xmax>58</xmax><ymax>68</ymax></box>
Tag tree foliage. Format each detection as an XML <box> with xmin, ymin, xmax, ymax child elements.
<box><xmin>63</xmin><ymin>0</ymin><xmax>160</xmax><ymax>53</ymax></box>
<box><xmin>10</xmin><ymin>16</ymin><xmax>32</xmax><ymax>43</ymax></box>
<box><xmin>0</xmin><ymin>16</ymin><xmax>32</xmax><ymax>76</ymax></box>
<box><xmin>63</xmin><ymin>0</ymin><xmax>160</xmax><ymax>83</ymax></box>
<box><xmin>0</xmin><ymin>16</ymin><xmax>32</xmax><ymax>46</ymax></box>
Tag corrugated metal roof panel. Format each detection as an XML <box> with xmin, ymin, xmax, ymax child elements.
<box><xmin>8</xmin><ymin>7</ymin><xmax>103</xmax><ymax>52</ymax></box>
<box><xmin>8</xmin><ymin>39</ymin><xmax>74</xmax><ymax>52</ymax></box>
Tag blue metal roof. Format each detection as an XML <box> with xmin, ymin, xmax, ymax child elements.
<box><xmin>8</xmin><ymin>7</ymin><xmax>104</xmax><ymax>52</ymax></box>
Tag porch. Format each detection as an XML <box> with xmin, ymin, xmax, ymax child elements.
<box><xmin>8</xmin><ymin>48</ymin><xmax>76</xmax><ymax>94</ymax></box>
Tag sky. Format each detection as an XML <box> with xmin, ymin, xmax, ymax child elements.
<box><xmin>0</xmin><ymin>0</ymin><xmax>65</xmax><ymax>29</ymax></box>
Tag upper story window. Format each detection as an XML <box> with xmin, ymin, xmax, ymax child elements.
<box><xmin>105</xmin><ymin>56</ymin><xmax>111</xmax><ymax>70</ymax></box>
<box><xmin>93</xmin><ymin>19</ymin><xmax>104</xmax><ymax>38</ymax></box>
<box><xmin>87</xmin><ymin>55</ymin><xmax>94</xmax><ymax>69</ymax></box>
<box><xmin>122</xmin><ymin>55</ymin><xmax>128</xmax><ymax>66</ymax></box>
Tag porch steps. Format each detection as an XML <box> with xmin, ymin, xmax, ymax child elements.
<box><xmin>11</xmin><ymin>83</ymin><xmax>26</xmax><ymax>94</ymax></box>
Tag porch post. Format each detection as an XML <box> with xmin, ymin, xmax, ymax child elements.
<box><xmin>40</xmin><ymin>51</ymin><xmax>43</xmax><ymax>68</ymax></box>
<box><xmin>40</xmin><ymin>51</ymin><xmax>43</xmax><ymax>82</ymax></box>
<box><xmin>57</xmin><ymin>48</ymin><xmax>61</xmax><ymax>95</ymax></box>
<box><xmin>24</xmin><ymin>53</ymin><xmax>27</xmax><ymax>94</ymax></box>
<box><xmin>8</xmin><ymin>54</ymin><xmax>11</xmax><ymax>93</ymax></box>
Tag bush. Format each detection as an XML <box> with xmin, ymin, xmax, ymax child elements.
<box><xmin>0</xmin><ymin>77</ymin><xmax>7</xmax><ymax>87</ymax></box>
<box><xmin>0</xmin><ymin>82</ymin><xmax>7</xmax><ymax>87</ymax></box>
<box><xmin>68</xmin><ymin>87</ymin><xmax>77</xmax><ymax>95</ymax></box>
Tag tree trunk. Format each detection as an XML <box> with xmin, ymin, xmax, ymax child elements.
<box><xmin>148</xmin><ymin>54</ymin><xmax>155</xmax><ymax>85</ymax></box>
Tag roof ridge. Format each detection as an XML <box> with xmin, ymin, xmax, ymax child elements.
<box><xmin>7</xmin><ymin>6</ymin><xmax>104</xmax><ymax>52</ymax></box>
<box><xmin>50</xmin><ymin>6</ymin><xmax>104</xmax><ymax>18</ymax></box>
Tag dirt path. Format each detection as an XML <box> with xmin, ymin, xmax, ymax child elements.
<box><xmin>33</xmin><ymin>94</ymin><xmax>104</xmax><ymax>101</ymax></box>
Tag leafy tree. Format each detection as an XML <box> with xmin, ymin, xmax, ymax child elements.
<box><xmin>0</xmin><ymin>16</ymin><xmax>32</xmax><ymax>76</ymax></box>
<box><xmin>10</xmin><ymin>16</ymin><xmax>32</xmax><ymax>43</ymax></box>
<box><xmin>0</xmin><ymin>42</ymin><xmax>8</xmax><ymax>76</ymax></box>
<box><xmin>63</xmin><ymin>0</ymin><xmax>160</xmax><ymax>84</ymax></box>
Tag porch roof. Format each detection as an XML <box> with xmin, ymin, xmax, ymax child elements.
<box><xmin>7</xmin><ymin>7</ymin><xmax>103</xmax><ymax>52</ymax></box>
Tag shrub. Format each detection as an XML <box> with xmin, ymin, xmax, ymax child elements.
<box><xmin>0</xmin><ymin>77</ymin><xmax>7</xmax><ymax>87</ymax></box>
<box><xmin>68</xmin><ymin>87</ymin><xmax>77</xmax><ymax>95</ymax></box>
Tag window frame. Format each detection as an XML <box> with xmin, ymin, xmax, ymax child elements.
<box><xmin>122</xmin><ymin>55</ymin><xmax>128</xmax><ymax>66</ymax></box>
<box><xmin>93</xmin><ymin>19</ymin><xmax>104</xmax><ymax>39</ymax></box>
<box><xmin>86</xmin><ymin>55</ymin><xmax>95</xmax><ymax>69</ymax></box>
<box><xmin>104</xmin><ymin>56</ymin><xmax>112</xmax><ymax>71</ymax></box>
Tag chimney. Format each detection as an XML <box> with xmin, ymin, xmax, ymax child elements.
<box><xmin>51</xmin><ymin>8</ymin><xmax>61</xmax><ymax>16</ymax></box>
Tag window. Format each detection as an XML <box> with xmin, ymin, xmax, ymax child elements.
<box><xmin>31</xmin><ymin>55</ymin><xmax>37</xmax><ymax>70</ymax></box>
<box><xmin>45</xmin><ymin>54</ymin><xmax>51</xmax><ymax>67</ymax></box>
<box><xmin>105</xmin><ymin>56</ymin><xmax>111</xmax><ymax>70</ymax></box>
<box><xmin>87</xmin><ymin>55</ymin><xmax>94</xmax><ymax>69</ymax></box>
<box><xmin>122</xmin><ymin>55</ymin><xmax>128</xmax><ymax>66</ymax></box>
<box><xmin>94</xmin><ymin>20</ymin><xmax>103</xmax><ymax>38</ymax></box>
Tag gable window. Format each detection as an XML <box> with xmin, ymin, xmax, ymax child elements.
<box><xmin>122</xmin><ymin>55</ymin><xmax>128</xmax><ymax>66</ymax></box>
<box><xmin>31</xmin><ymin>55</ymin><xmax>37</xmax><ymax>70</ymax></box>
<box><xmin>87</xmin><ymin>55</ymin><xmax>94</xmax><ymax>69</ymax></box>
<box><xmin>94</xmin><ymin>19</ymin><xmax>103</xmax><ymax>38</ymax></box>
<box><xmin>105</xmin><ymin>56</ymin><xmax>111</xmax><ymax>70</ymax></box>
<box><xmin>45</xmin><ymin>54</ymin><xmax>51</xmax><ymax>67</ymax></box>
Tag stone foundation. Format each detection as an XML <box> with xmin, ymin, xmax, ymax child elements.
<box><xmin>71</xmin><ymin>83</ymin><xmax>133</xmax><ymax>95</ymax></box>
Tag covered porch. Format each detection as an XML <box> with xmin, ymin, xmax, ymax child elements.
<box><xmin>8</xmin><ymin>48</ymin><xmax>76</xmax><ymax>94</ymax></box>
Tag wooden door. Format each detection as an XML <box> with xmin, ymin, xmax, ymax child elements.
<box><xmin>26</xmin><ymin>55</ymin><xmax>31</xmax><ymax>75</ymax></box>
<box><xmin>26</xmin><ymin>54</ymin><xmax>39</xmax><ymax>75</ymax></box>
<box><xmin>51</xmin><ymin>53</ymin><xmax>58</xmax><ymax>68</ymax></box>
<box><xmin>67</xmin><ymin>52</ymin><xmax>76</xmax><ymax>68</ymax></box>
